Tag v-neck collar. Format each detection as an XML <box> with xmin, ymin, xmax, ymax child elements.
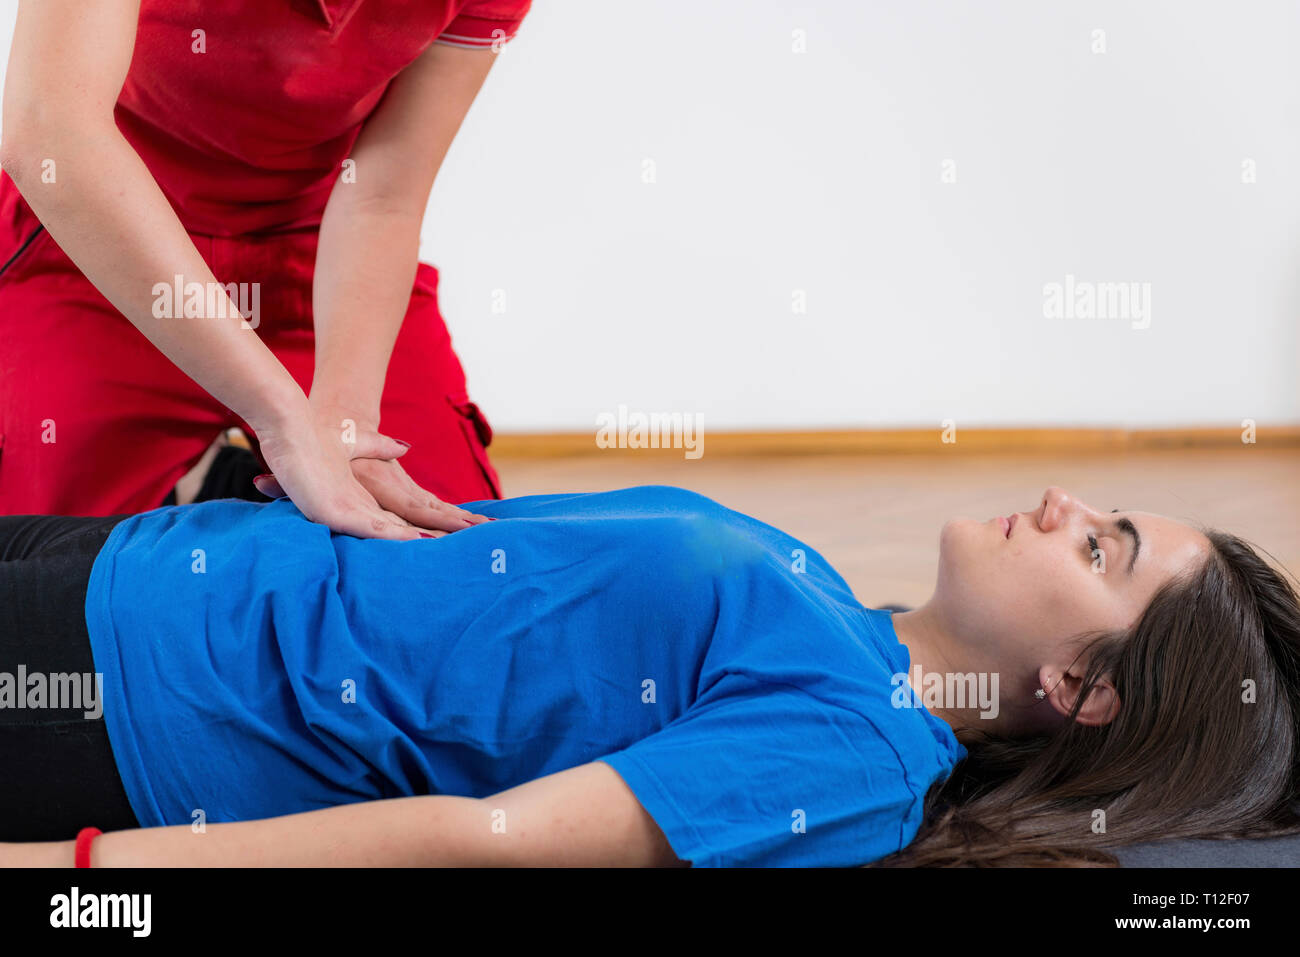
<box><xmin>310</xmin><ymin>0</ymin><xmax>366</xmax><ymax>34</ymax></box>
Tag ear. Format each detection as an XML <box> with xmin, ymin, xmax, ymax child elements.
<box><xmin>1038</xmin><ymin>665</ymin><xmax>1121</xmax><ymax>727</ymax></box>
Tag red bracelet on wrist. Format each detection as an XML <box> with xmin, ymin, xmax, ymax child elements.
<box><xmin>74</xmin><ymin>827</ymin><xmax>103</xmax><ymax>868</ymax></box>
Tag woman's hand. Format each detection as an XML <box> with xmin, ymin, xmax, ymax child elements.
<box><xmin>248</xmin><ymin>400</ymin><xmax>440</xmax><ymax>540</ymax></box>
<box><xmin>252</xmin><ymin>401</ymin><xmax>490</xmax><ymax>538</ymax></box>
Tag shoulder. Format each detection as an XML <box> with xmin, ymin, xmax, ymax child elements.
<box><xmin>435</xmin><ymin>0</ymin><xmax>535</xmax><ymax>50</ymax></box>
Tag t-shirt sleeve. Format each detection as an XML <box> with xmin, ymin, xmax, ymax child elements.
<box><xmin>434</xmin><ymin>0</ymin><xmax>533</xmax><ymax>49</ymax></box>
<box><xmin>597</xmin><ymin>683</ymin><xmax>928</xmax><ymax>867</ymax></box>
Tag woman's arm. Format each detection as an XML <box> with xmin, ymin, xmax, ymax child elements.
<box><xmin>0</xmin><ymin>0</ymin><xmax>301</xmax><ymax>440</ymax></box>
<box><xmin>1</xmin><ymin>0</ymin><xmax>442</xmax><ymax>541</ymax></box>
<box><xmin>312</xmin><ymin>41</ymin><xmax>497</xmax><ymax>433</ymax></box>
<box><xmin>310</xmin><ymin>41</ymin><xmax>500</xmax><ymax>528</ymax></box>
<box><xmin>2</xmin><ymin>763</ymin><xmax>683</xmax><ymax>867</ymax></box>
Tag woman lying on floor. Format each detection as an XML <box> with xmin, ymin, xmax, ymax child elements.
<box><xmin>1</xmin><ymin>484</ymin><xmax>1298</xmax><ymax>867</ymax></box>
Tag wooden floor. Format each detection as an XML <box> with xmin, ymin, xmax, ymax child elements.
<box><xmin>488</xmin><ymin>448</ymin><xmax>1300</xmax><ymax>609</ymax></box>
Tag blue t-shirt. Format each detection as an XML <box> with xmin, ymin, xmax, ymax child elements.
<box><xmin>84</xmin><ymin>484</ymin><xmax>966</xmax><ymax>866</ymax></box>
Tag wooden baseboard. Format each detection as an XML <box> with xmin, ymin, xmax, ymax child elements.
<box><xmin>487</xmin><ymin>426</ymin><xmax>1300</xmax><ymax>458</ymax></box>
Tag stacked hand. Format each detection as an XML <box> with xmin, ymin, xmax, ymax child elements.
<box><xmin>249</xmin><ymin>403</ymin><xmax>492</xmax><ymax>540</ymax></box>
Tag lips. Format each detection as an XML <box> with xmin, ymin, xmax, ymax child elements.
<box><xmin>999</xmin><ymin>516</ymin><xmax>1011</xmax><ymax>538</ymax></box>
<box><xmin>1005</xmin><ymin>513</ymin><xmax>1018</xmax><ymax>538</ymax></box>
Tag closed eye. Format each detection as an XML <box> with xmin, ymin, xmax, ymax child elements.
<box><xmin>1086</xmin><ymin>533</ymin><xmax>1101</xmax><ymax>563</ymax></box>
<box><xmin>1109</xmin><ymin>508</ymin><xmax>1142</xmax><ymax>574</ymax></box>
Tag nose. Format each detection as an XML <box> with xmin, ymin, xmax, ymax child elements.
<box><xmin>1038</xmin><ymin>486</ymin><xmax>1082</xmax><ymax>531</ymax></box>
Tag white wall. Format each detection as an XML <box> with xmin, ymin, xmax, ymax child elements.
<box><xmin>3</xmin><ymin>1</ymin><xmax>1298</xmax><ymax>431</ymax></box>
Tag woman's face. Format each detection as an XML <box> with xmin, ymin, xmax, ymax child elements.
<box><xmin>935</xmin><ymin>486</ymin><xmax>1210</xmax><ymax>655</ymax></box>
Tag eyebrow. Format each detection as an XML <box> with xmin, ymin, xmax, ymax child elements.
<box><xmin>1110</xmin><ymin>508</ymin><xmax>1142</xmax><ymax>574</ymax></box>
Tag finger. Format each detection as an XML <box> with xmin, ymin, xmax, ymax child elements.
<box><xmin>252</xmin><ymin>473</ymin><xmax>286</xmax><ymax>498</ymax></box>
<box><xmin>351</xmin><ymin>456</ymin><xmax>480</xmax><ymax>522</ymax></box>
<box><xmin>350</xmin><ymin>431</ymin><xmax>411</xmax><ymax>461</ymax></box>
<box><xmin>383</xmin><ymin>497</ymin><xmax>474</xmax><ymax>533</ymax></box>
<box><xmin>394</xmin><ymin>485</ymin><xmax>478</xmax><ymax>524</ymax></box>
<box><xmin>438</xmin><ymin>502</ymin><xmax>479</xmax><ymax>523</ymax></box>
<box><xmin>334</xmin><ymin>506</ymin><xmax>423</xmax><ymax>542</ymax></box>
<box><xmin>364</xmin><ymin>479</ymin><xmax>476</xmax><ymax>533</ymax></box>
<box><xmin>377</xmin><ymin>462</ymin><xmax>480</xmax><ymax>522</ymax></box>
<box><xmin>430</xmin><ymin>500</ymin><xmax>495</xmax><ymax>525</ymax></box>
<box><xmin>378</xmin><ymin>507</ymin><xmax>427</xmax><ymax>539</ymax></box>
<box><xmin>375</xmin><ymin>509</ymin><xmax>447</xmax><ymax>540</ymax></box>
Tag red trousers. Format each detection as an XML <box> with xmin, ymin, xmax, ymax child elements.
<box><xmin>0</xmin><ymin>182</ymin><xmax>503</xmax><ymax>516</ymax></box>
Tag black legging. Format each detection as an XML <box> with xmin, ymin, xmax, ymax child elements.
<box><xmin>0</xmin><ymin>513</ymin><xmax>140</xmax><ymax>840</ymax></box>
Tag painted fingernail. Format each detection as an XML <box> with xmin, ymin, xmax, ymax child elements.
<box><xmin>394</xmin><ymin>439</ymin><xmax>411</xmax><ymax>449</ymax></box>
<box><xmin>419</xmin><ymin>532</ymin><xmax>436</xmax><ymax>538</ymax></box>
<box><xmin>253</xmin><ymin>473</ymin><xmax>271</xmax><ymax>483</ymax></box>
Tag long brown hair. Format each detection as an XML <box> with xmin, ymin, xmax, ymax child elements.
<box><xmin>872</xmin><ymin>528</ymin><xmax>1300</xmax><ymax>867</ymax></box>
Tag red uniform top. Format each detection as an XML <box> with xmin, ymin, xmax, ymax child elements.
<box><xmin>114</xmin><ymin>0</ymin><xmax>533</xmax><ymax>236</ymax></box>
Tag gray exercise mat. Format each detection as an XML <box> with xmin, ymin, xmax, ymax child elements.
<box><xmin>1110</xmin><ymin>833</ymin><xmax>1300</xmax><ymax>867</ymax></box>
